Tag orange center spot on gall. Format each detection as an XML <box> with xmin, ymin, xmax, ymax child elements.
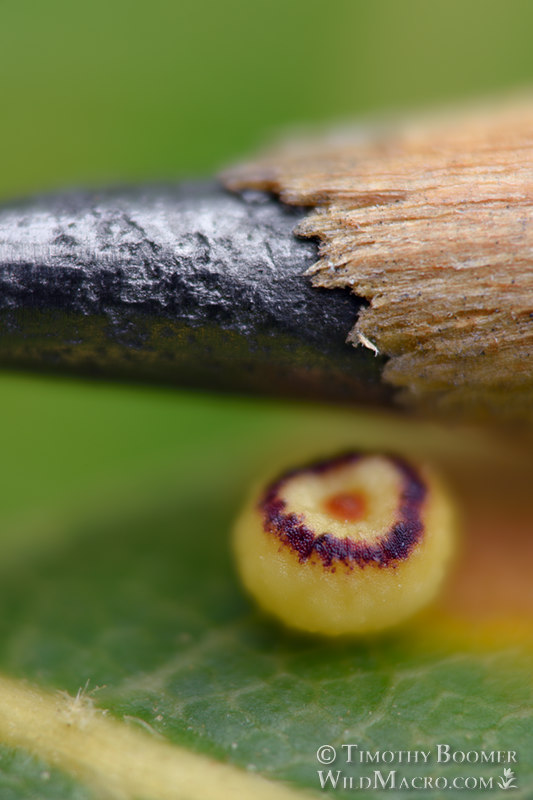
<box><xmin>324</xmin><ymin>491</ymin><xmax>367</xmax><ymax>522</ymax></box>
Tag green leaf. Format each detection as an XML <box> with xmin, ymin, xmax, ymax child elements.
<box><xmin>0</xmin><ymin>374</ymin><xmax>531</xmax><ymax>800</ymax></box>
<box><xmin>0</xmin><ymin>745</ymin><xmax>92</xmax><ymax>800</ymax></box>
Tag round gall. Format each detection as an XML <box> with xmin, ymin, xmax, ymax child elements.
<box><xmin>233</xmin><ymin>452</ymin><xmax>456</xmax><ymax>635</ymax></box>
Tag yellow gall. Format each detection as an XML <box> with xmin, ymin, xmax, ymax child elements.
<box><xmin>233</xmin><ymin>452</ymin><xmax>456</xmax><ymax>635</ymax></box>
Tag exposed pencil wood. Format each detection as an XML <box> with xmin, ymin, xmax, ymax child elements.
<box><xmin>224</xmin><ymin>101</ymin><xmax>533</xmax><ymax>422</ymax></box>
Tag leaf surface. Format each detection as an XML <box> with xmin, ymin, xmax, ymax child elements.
<box><xmin>0</xmin><ymin>374</ymin><xmax>531</xmax><ymax>800</ymax></box>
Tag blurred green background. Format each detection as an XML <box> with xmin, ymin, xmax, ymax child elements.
<box><xmin>0</xmin><ymin>0</ymin><xmax>532</xmax><ymax>540</ymax></box>
<box><xmin>2</xmin><ymin>0</ymin><xmax>533</xmax><ymax>200</ymax></box>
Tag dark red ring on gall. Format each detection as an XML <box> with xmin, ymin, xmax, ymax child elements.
<box><xmin>259</xmin><ymin>452</ymin><xmax>427</xmax><ymax>569</ymax></box>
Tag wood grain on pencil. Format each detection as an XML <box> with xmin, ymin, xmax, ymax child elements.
<box><xmin>224</xmin><ymin>101</ymin><xmax>533</xmax><ymax>422</ymax></box>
